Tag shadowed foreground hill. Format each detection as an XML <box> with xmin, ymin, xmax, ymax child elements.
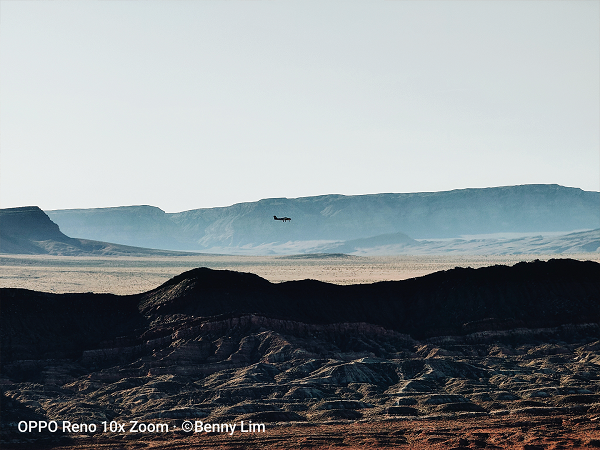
<box><xmin>137</xmin><ymin>258</ymin><xmax>600</xmax><ymax>338</ymax></box>
<box><xmin>2</xmin><ymin>259</ymin><xmax>600</xmax><ymax>449</ymax></box>
<box><xmin>2</xmin><ymin>259</ymin><xmax>599</xmax><ymax>363</ymax></box>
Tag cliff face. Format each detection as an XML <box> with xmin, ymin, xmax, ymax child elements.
<box><xmin>0</xmin><ymin>206</ymin><xmax>77</xmax><ymax>254</ymax></box>
<box><xmin>2</xmin><ymin>259</ymin><xmax>600</xmax><ymax>446</ymax></box>
<box><xmin>45</xmin><ymin>184</ymin><xmax>600</xmax><ymax>251</ymax></box>
<box><xmin>0</xmin><ymin>206</ymin><xmax>64</xmax><ymax>240</ymax></box>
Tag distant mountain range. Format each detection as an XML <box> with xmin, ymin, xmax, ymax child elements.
<box><xmin>1</xmin><ymin>184</ymin><xmax>598</xmax><ymax>255</ymax></box>
<box><xmin>40</xmin><ymin>184</ymin><xmax>598</xmax><ymax>254</ymax></box>
<box><xmin>2</xmin><ymin>206</ymin><xmax>597</xmax><ymax>256</ymax></box>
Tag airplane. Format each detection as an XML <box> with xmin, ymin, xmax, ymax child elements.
<box><xmin>274</xmin><ymin>215</ymin><xmax>291</xmax><ymax>222</ymax></box>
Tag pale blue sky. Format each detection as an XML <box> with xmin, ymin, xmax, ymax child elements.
<box><xmin>1</xmin><ymin>1</ymin><xmax>598</xmax><ymax>212</ymax></box>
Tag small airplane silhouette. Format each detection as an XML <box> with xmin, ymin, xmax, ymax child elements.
<box><xmin>274</xmin><ymin>215</ymin><xmax>291</xmax><ymax>222</ymax></box>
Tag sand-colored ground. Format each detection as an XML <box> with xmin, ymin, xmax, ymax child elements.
<box><xmin>1</xmin><ymin>253</ymin><xmax>598</xmax><ymax>295</ymax></box>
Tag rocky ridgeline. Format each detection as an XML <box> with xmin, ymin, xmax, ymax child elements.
<box><xmin>1</xmin><ymin>259</ymin><xmax>600</xmax><ymax>446</ymax></box>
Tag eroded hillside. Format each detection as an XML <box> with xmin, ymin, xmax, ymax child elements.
<box><xmin>2</xmin><ymin>259</ymin><xmax>600</xmax><ymax>448</ymax></box>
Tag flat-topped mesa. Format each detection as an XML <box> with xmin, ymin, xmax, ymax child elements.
<box><xmin>0</xmin><ymin>206</ymin><xmax>80</xmax><ymax>254</ymax></box>
<box><xmin>0</xmin><ymin>206</ymin><xmax>195</xmax><ymax>256</ymax></box>
<box><xmin>0</xmin><ymin>206</ymin><xmax>68</xmax><ymax>241</ymax></box>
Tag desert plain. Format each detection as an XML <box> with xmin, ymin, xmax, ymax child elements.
<box><xmin>2</xmin><ymin>253</ymin><xmax>599</xmax><ymax>295</ymax></box>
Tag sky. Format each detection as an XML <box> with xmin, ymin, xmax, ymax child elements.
<box><xmin>1</xmin><ymin>1</ymin><xmax>598</xmax><ymax>213</ymax></box>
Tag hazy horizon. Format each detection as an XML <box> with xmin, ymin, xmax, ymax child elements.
<box><xmin>1</xmin><ymin>1</ymin><xmax>598</xmax><ymax>213</ymax></box>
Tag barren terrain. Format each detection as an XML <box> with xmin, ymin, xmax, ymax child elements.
<box><xmin>2</xmin><ymin>259</ymin><xmax>600</xmax><ymax>449</ymax></box>
<box><xmin>24</xmin><ymin>417</ymin><xmax>600</xmax><ymax>450</ymax></box>
<box><xmin>1</xmin><ymin>253</ymin><xmax>598</xmax><ymax>294</ymax></box>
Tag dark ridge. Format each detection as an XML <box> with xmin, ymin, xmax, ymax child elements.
<box><xmin>2</xmin><ymin>259</ymin><xmax>599</xmax><ymax>370</ymax></box>
<box><xmin>155</xmin><ymin>266</ymin><xmax>272</xmax><ymax>290</ymax></box>
<box><xmin>0</xmin><ymin>289</ymin><xmax>143</xmax><ymax>364</ymax></box>
<box><xmin>135</xmin><ymin>259</ymin><xmax>600</xmax><ymax>339</ymax></box>
<box><xmin>2</xmin><ymin>259</ymin><xmax>600</xmax><ymax>443</ymax></box>
<box><xmin>138</xmin><ymin>267</ymin><xmax>275</xmax><ymax>318</ymax></box>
